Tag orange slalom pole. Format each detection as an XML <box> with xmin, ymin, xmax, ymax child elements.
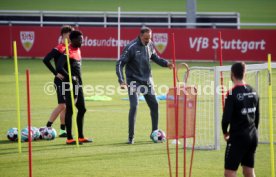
<box><xmin>219</xmin><ymin>31</ymin><xmax>225</xmax><ymax>108</ymax></box>
<box><xmin>26</xmin><ymin>69</ymin><xmax>33</xmax><ymax>177</ymax></box>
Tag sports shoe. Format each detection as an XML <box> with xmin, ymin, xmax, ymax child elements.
<box><xmin>78</xmin><ymin>137</ymin><xmax>93</xmax><ymax>143</ymax></box>
<box><xmin>66</xmin><ymin>139</ymin><xmax>83</xmax><ymax>145</ymax></box>
<box><xmin>59</xmin><ymin>130</ymin><xmax>67</xmax><ymax>137</ymax></box>
<box><xmin>127</xmin><ymin>137</ymin><xmax>134</xmax><ymax>144</ymax></box>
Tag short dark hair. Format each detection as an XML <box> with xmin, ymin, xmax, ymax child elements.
<box><xmin>60</xmin><ymin>25</ymin><xmax>74</xmax><ymax>35</ymax></box>
<box><xmin>231</xmin><ymin>62</ymin><xmax>246</xmax><ymax>80</ymax></box>
<box><xmin>69</xmin><ymin>30</ymin><xmax>83</xmax><ymax>40</ymax></box>
<box><xmin>140</xmin><ymin>27</ymin><xmax>152</xmax><ymax>35</ymax></box>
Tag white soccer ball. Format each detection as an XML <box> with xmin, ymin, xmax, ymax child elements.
<box><xmin>31</xmin><ymin>127</ymin><xmax>41</xmax><ymax>140</ymax></box>
<box><xmin>151</xmin><ymin>129</ymin><xmax>166</xmax><ymax>143</ymax></box>
<box><xmin>21</xmin><ymin>127</ymin><xmax>34</xmax><ymax>142</ymax></box>
<box><xmin>40</xmin><ymin>127</ymin><xmax>57</xmax><ymax>140</ymax></box>
<box><xmin>39</xmin><ymin>127</ymin><xmax>46</xmax><ymax>139</ymax></box>
<box><xmin>7</xmin><ymin>128</ymin><xmax>18</xmax><ymax>141</ymax></box>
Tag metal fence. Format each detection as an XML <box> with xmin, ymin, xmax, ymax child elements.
<box><xmin>0</xmin><ymin>10</ymin><xmax>240</xmax><ymax>28</ymax></box>
<box><xmin>0</xmin><ymin>10</ymin><xmax>275</xmax><ymax>28</ymax></box>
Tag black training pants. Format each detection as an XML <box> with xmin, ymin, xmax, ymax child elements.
<box><xmin>64</xmin><ymin>80</ymin><xmax>86</xmax><ymax>140</ymax></box>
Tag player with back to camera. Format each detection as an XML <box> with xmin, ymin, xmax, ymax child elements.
<box><xmin>56</xmin><ymin>30</ymin><xmax>92</xmax><ymax>145</ymax></box>
<box><xmin>116</xmin><ymin>27</ymin><xmax>173</xmax><ymax>144</ymax></box>
<box><xmin>43</xmin><ymin>25</ymin><xmax>74</xmax><ymax>137</ymax></box>
<box><xmin>222</xmin><ymin>62</ymin><xmax>259</xmax><ymax>177</ymax></box>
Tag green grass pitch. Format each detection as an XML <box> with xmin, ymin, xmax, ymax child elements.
<box><xmin>0</xmin><ymin>59</ymin><xmax>274</xmax><ymax>177</ymax></box>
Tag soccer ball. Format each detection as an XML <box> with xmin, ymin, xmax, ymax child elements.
<box><xmin>39</xmin><ymin>127</ymin><xmax>46</xmax><ymax>139</ymax></box>
<box><xmin>21</xmin><ymin>127</ymin><xmax>34</xmax><ymax>142</ymax></box>
<box><xmin>7</xmin><ymin>128</ymin><xmax>18</xmax><ymax>141</ymax></box>
<box><xmin>31</xmin><ymin>127</ymin><xmax>41</xmax><ymax>140</ymax></box>
<box><xmin>40</xmin><ymin>127</ymin><xmax>57</xmax><ymax>140</ymax></box>
<box><xmin>151</xmin><ymin>129</ymin><xmax>166</xmax><ymax>143</ymax></box>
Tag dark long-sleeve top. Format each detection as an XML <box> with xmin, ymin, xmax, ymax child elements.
<box><xmin>43</xmin><ymin>43</ymin><xmax>66</xmax><ymax>76</ymax></box>
<box><xmin>222</xmin><ymin>84</ymin><xmax>259</xmax><ymax>137</ymax></box>
<box><xmin>116</xmin><ymin>37</ymin><xmax>169</xmax><ymax>84</ymax></box>
<box><xmin>56</xmin><ymin>44</ymin><xmax>82</xmax><ymax>84</ymax></box>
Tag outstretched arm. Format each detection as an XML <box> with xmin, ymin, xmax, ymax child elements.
<box><xmin>149</xmin><ymin>44</ymin><xmax>172</xmax><ymax>68</ymax></box>
<box><xmin>150</xmin><ymin>53</ymin><xmax>169</xmax><ymax>67</ymax></box>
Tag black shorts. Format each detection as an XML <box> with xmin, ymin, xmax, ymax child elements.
<box><xmin>224</xmin><ymin>133</ymin><xmax>258</xmax><ymax>170</ymax></box>
<box><xmin>54</xmin><ymin>77</ymin><xmax>65</xmax><ymax>104</ymax></box>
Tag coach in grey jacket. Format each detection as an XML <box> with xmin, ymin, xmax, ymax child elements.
<box><xmin>116</xmin><ymin>27</ymin><xmax>173</xmax><ymax>144</ymax></box>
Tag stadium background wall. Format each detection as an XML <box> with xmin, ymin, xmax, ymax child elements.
<box><xmin>0</xmin><ymin>26</ymin><xmax>275</xmax><ymax>61</ymax></box>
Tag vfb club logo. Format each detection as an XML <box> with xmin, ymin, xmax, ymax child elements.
<box><xmin>152</xmin><ymin>33</ymin><xmax>168</xmax><ymax>54</ymax></box>
<box><xmin>20</xmin><ymin>31</ymin><xmax>35</xmax><ymax>52</ymax></box>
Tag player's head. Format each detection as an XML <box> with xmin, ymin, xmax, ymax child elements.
<box><xmin>231</xmin><ymin>62</ymin><xmax>246</xmax><ymax>81</ymax></box>
<box><xmin>69</xmin><ymin>30</ymin><xmax>83</xmax><ymax>48</ymax></box>
<box><xmin>60</xmin><ymin>25</ymin><xmax>74</xmax><ymax>41</ymax></box>
<box><xmin>139</xmin><ymin>27</ymin><xmax>152</xmax><ymax>46</ymax></box>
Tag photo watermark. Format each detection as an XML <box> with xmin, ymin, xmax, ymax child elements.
<box><xmin>43</xmin><ymin>80</ymin><xmax>234</xmax><ymax>97</ymax></box>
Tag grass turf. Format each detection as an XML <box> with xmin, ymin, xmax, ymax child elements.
<box><xmin>0</xmin><ymin>59</ymin><xmax>274</xmax><ymax>177</ymax></box>
<box><xmin>0</xmin><ymin>0</ymin><xmax>275</xmax><ymax>23</ymax></box>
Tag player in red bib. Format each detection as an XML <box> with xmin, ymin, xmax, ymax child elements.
<box><xmin>43</xmin><ymin>25</ymin><xmax>74</xmax><ymax>137</ymax></box>
<box><xmin>57</xmin><ymin>30</ymin><xmax>92</xmax><ymax>145</ymax></box>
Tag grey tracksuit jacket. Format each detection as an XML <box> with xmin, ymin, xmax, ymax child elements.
<box><xmin>116</xmin><ymin>37</ymin><xmax>168</xmax><ymax>85</ymax></box>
